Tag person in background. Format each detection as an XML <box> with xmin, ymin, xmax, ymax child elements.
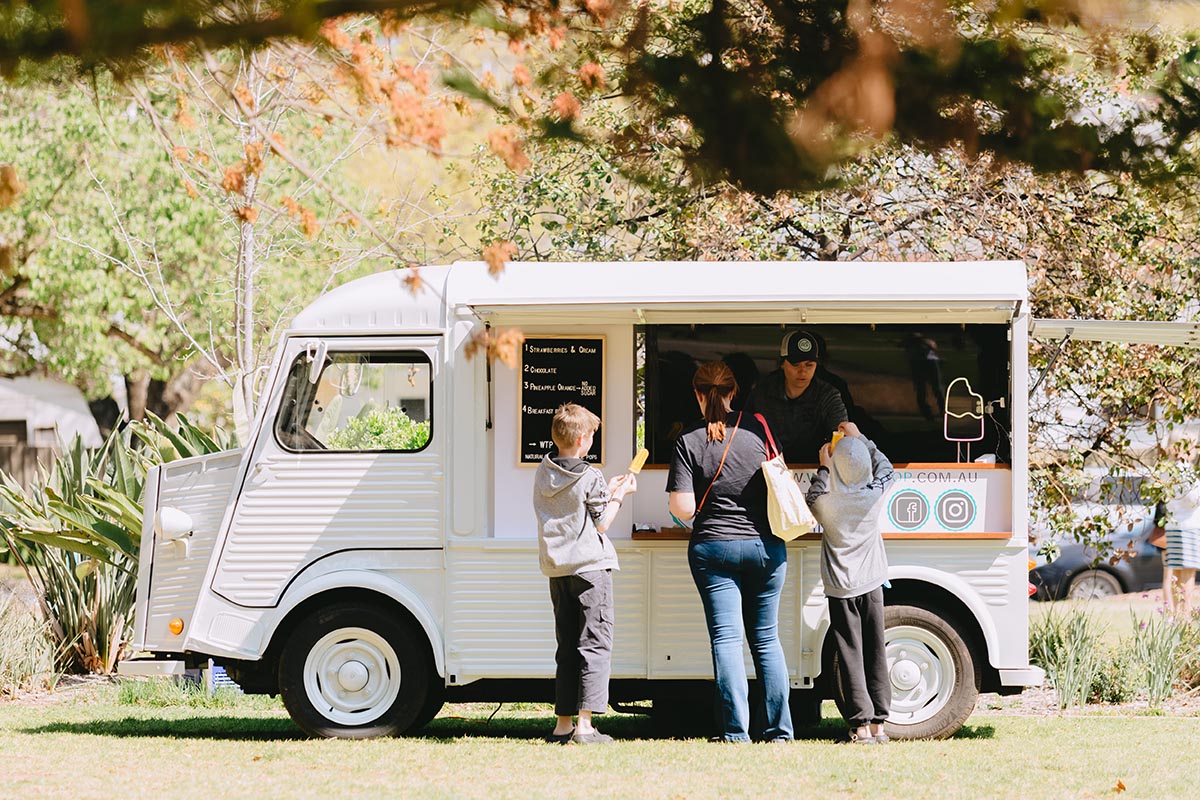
<box><xmin>533</xmin><ymin>403</ymin><xmax>637</xmax><ymax>744</ymax></box>
<box><xmin>747</xmin><ymin>329</ymin><xmax>847</xmax><ymax>463</ymax></box>
<box><xmin>667</xmin><ymin>361</ymin><xmax>793</xmax><ymax>743</ymax></box>
<box><xmin>900</xmin><ymin>331</ymin><xmax>944</xmax><ymax>420</ymax></box>
<box><xmin>806</xmin><ymin>421</ymin><xmax>895</xmax><ymax>744</ymax></box>
<box><xmin>1162</xmin><ymin>475</ymin><xmax>1200</xmax><ymax>616</ymax></box>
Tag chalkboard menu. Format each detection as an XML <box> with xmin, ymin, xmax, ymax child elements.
<box><xmin>520</xmin><ymin>336</ymin><xmax>605</xmax><ymax>464</ymax></box>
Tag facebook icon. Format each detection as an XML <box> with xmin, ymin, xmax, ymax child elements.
<box><xmin>888</xmin><ymin>490</ymin><xmax>929</xmax><ymax>531</ymax></box>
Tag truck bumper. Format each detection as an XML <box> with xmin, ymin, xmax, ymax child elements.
<box><xmin>998</xmin><ymin>665</ymin><xmax>1045</xmax><ymax>687</ymax></box>
<box><xmin>117</xmin><ymin>659</ymin><xmax>186</xmax><ymax>677</ymax></box>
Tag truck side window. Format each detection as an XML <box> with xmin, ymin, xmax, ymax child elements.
<box><xmin>275</xmin><ymin>351</ymin><xmax>433</xmax><ymax>452</ymax></box>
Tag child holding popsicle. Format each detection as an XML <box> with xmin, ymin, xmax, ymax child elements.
<box><xmin>806</xmin><ymin>421</ymin><xmax>895</xmax><ymax>744</ymax></box>
<box><xmin>532</xmin><ymin>403</ymin><xmax>640</xmax><ymax>744</ymax></box>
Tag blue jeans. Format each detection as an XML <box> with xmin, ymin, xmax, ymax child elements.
<box><xmin>689</xmin><ymin>536</ymin><xmax>793</xmax><ymax>742</ymax></box>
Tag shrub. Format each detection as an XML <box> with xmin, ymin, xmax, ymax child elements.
<box><xmin>1089</xmin><ymin>645</ymin><xmax>1140</xmax><ymax>704</ymax></box>
<box><xmin>1131</xmin><ymin>610</ymin><xmax>1183</xmax><ymax>708</ymax></box>
<box><xmin>1030</xmin><ymin>605</ymin><xmax>1104</xmax><ymax>709</ymax></box>
<box><xmin>327</xmin><ymin>406</ymin><xmax>430</xmax><ymax>450</ymax></box>
<box><xmin>0</xmin><ymin>591</ymin><xmax>53</xmax><ymax>696</ymax></box>
<box><xmin>0</xmin><ymin>414</ymin><xmax>231</xmax><ymax>675</ymax></box>
<box><xmin>1175</xmin><ymin>611</ymin><xmax>1200</xmax><ymax>691</ymax></box>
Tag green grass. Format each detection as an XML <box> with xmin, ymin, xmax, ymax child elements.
<box><xmin>2</xmin><ymin>688</ymin><xmax>1199</xmax><ymax>799</ymax></box>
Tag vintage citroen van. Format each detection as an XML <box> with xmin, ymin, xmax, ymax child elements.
<box><xmin>124</xmin><ymin>260</ymin><xmax>1066</xmax><ymax>740</ymax></box>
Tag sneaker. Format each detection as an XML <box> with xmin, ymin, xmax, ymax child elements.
<box><xmin>874</xmin><ymin>732</ymin><xmax>890</xmax><ymax>744</ymax></box>
<box><xmin>571</xmin><ymin>730</ymin><xmax>614</xmax><ymax>745</ymax></box>
<box><xmin>849</xmin><ymin>731</ymin><xmax>877</xmax><ymax>745</ymax></box>
<box><xmin>544</xmin><ymin>729</ymin><xmax>574</xmax><ymax>744</ymax></box>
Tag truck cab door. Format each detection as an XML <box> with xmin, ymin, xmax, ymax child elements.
<box><xmin>211</xmin><ymin>336</ymin><xmax>444</xmax><ymax>608</ymax></box>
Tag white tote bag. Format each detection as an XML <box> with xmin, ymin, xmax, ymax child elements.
<box><xmin>754</xmin><ymin>413</ymin><xmax>816</xmax><ymax>541</ymax></box>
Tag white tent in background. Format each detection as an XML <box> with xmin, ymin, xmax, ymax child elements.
<box><xmin>0</xmin><ymin>376</ymin><xmax>103</xmax><ymax>449</ymax></box>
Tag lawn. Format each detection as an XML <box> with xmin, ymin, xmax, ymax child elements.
<box><xmin>1</xmin><ymin>686</ymin><xmax>1196</xmax><ymax>800</ymax></box>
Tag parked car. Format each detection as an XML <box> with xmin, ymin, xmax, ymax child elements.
<box><xmin>1029</xmin><ymin>473</ymin><xmax>1162</xmax><ymax>600</ymax></box>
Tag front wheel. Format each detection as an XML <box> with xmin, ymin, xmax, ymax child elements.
<box><xmin>279</xmin><ymin>603</ymin><xmax>432</xmax><ymax>739</ymax></box>
<box><xmin>833</xmin><ymin>604</ymin><xmax>979</xmax><ymax>740</ymax></box>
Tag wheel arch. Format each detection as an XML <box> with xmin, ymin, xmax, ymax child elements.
<box><xmin>267</xmin><ymin>572</ymin><xmax>444</xmax><ymax>678</ymax></box>
<box><xmin>882</xmin><ymin>579</ymin><xmax>991</xmax><ymax>688</ymax></box>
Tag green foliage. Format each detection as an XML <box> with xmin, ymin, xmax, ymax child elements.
<box><xmin>327</xmin><ymin>407</ymin><xmax>431</xmax><ymax>451</ymax></box>
<box><xmin>0</xmin><ymin>591</ymin><xmax>53</xmax><ymax>696</ymax></box>
<box><xmin>1030</xmin><ymin>606</ymin><xmax>1105</xmax><ymax>709</ymax></box>
<box><xmin>0</xmin><ymin>415</ymin><xmax>231</xmax><ymax>674</ymax></box>
<box><xmin>1089</xmin><ymin>645</ymin><xmax>1141</xmax><ymax>705</ymax></box>
<box><xmin>132</xmin><ymin>412</ymin><xmax>233</xmax><ymax>463</ymax></box>
<box><xmin>1176</xmin><ymin>611</ymin><xmax>1200</xmax><ymax>692</ymax></box>
<box><xmin>0</xmin><ymin>75</ymin><xmax>222</xmax><ymax>398</ymax></box>
<box><xmin>1131</xmin><ymin>611</ymin><xmax>1183</xmax><ymax>708</ymax></box>
<box><xmin>10</xmin><ymin>2</ymin><xmax>1200</xmax><ymax>192</ymax></box>
<box><xmin>31</xmin><ymin>545</ymin><xmax>135</xmax><ymax>674</ymax></box>
<box><xmin>1032</xmin><ymin>605</ymin><xmax>1200</xmax><ymax>707</ymax></box>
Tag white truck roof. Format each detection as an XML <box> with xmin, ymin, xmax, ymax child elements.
<box><xmin>289</xmin><ymin>260</ymin><xmax>1030</xmax><ymax>333</ymax></box>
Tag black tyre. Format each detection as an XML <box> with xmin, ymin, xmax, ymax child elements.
<box><xmin>279</xmin><ymin>602</ymin><xmax>432</xmax><ymax>739</ymax></box>
<box><xmin>1066</xmin><ymin>569</ymin><xmax>1122</xmax><ymax>600</ymax></box>
<box><xmin>411</xmin><ymin>682</ymin><xmax>445</xmax><ymax>731</ymax></box>
<box><xmin>832</xmin><ymin>604</ymin><xmax>979</xmax><ymax>740</ymax></box>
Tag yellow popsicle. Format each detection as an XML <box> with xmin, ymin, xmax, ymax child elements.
<box><xmin>628</xmin><ymin>448</ymin><xmax>649</xmax><ymax>473</ymax></box>
<box><xmin>830</xmin><ymin>431</ymin><xmax>844</xmax><ymax>452</ymax></box>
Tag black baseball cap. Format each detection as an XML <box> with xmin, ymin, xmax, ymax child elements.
<box><xmin>780</xmin><ymin>330</ymin><xmax>820</xmax><ymax>364</ymax></box>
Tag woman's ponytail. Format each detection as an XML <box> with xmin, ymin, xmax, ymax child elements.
<box><xmin>692</xmin><ymin>361</ymin><xmax>739</xmax><ymax>442</ymax></box>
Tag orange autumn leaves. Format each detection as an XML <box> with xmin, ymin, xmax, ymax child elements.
<box><xmin>464</xmin><ymin>325</ymin><xmax>526</xmax><ymax>368</ymax></box>
<box><xmin>485</xmin><ymin>58</ymin><xmax>606</xmax><ymax>171</ymax></box>
<box><xmin>320</xmin><ymin>20</ymin><xmax>446</xmax><ymax>152</ymax></box>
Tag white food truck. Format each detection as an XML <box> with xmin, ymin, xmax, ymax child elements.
<box><xmin>124</xmin><ymin>260</ymin><xmax>1189</xmax><ymax>740</ymax></box>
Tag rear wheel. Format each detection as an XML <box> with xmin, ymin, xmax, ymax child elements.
<box><xmin>832</xmin><ymin>604</ymin><xmax>979</xmax><ymax>740</ymax></box>
<box><xmin>279</xmin><ymin>603</ymin><xmax>431</xmax><ymax>739</ymax></box>
<box><xmin>1066</xmin><ymin>569</ymin><xmax>1122</xmax><ymax>600</ymax></box>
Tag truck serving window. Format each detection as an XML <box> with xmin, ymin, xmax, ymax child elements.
<box><xmin>639</xmin><ymin>323</ymin><xmax>1011</xmax><ymax>465</ymax></box>
<box><xmin>275</xmin><ymin>351</ymin><xmax>433</xmax><ymax>452</ymax></box>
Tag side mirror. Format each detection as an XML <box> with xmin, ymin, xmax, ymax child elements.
<box><xmin>943</xmin><ymin>377</ymin><xmax>984</xmax><ymax>442</ymax></box>
<box><xmin>305</xmin><ymin>340</ymin><xmax>328</xmax><ymax>384</ymax></box>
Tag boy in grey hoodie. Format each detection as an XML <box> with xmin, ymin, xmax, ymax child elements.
<box><xmin>533</xmin><ymin>403</ymin><xmax>636</xmax><ymax>744</ymax></box>
<box><xmin>806</xmin><ymin>421</ymin><xmax>895</xmax><ymax>744</ymax></box>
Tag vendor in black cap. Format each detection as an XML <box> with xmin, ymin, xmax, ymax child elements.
<box><xmin>747</xmin><ymin>329</ymin><xmax>848</xmax><ymax>464</ymax></box>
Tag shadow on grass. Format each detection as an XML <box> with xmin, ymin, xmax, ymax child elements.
<box><xmin>421</xmin><ymin>710</ymin><xmax>871</xmax><ymax>744</ymax></box>
<box><xmin>949</xmin><ymin>723</ymin><xmax>996</xmax><ymax>740</ymax></box>
<box><xmin>19</xmin><ymin>709</ymin><xmax>996</xmax><ymax>743</ymax></box>
<box><xmin>22</xmin><ymin>717</ymin><xmax>303</xmax><ymax>741</ymax></box>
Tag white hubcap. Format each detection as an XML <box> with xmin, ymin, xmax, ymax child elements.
<box><xmin>338</xmin><ymin>660</ymin><xmax>370</xmax><ymax>693</ymax></box>
<box><xmin>304</xmin><ymin>627</ymin><xmax>401</xmax><ymax>726</ymax></box>
<box><xmin>886</xmin><ymin>625</ymin><xmax>956</xmax><ymax>725</ymax></box>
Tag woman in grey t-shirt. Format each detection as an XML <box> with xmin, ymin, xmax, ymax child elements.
<box><xmin>667</xmin><ymin>360</ymin><xmax>793</xmax><ymax>743</ymax></box>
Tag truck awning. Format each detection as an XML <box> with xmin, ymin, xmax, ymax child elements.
<box><xmin>1030</xmin><ymin>318</ymin><xmax>1200</xmax><ymax>349</ymax></box>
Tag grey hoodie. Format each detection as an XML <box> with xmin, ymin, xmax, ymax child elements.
<box><xmin>533</xmin><ymin>455</ymin><xmax>620</xmax><ymax>578</ymax></box>
<box><xmin>805</xmin><ymin>436</ymin><xmax>894</xmax><ymax>598</ymax></box>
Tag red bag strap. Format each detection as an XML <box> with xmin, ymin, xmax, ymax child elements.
<box><xmin>753</xmin><ymin>413</ymin><xmax>780</xmax><ymax>460</ymax></box>
<box><xmin>697</xmin><ymin>412</ymin><xmax>741</xmax><ymax>515</ymax></box>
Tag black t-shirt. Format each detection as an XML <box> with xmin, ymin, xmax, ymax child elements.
<box><xmin>747</xmin><ymin>371</ymin><xmax>847</xmax><ymax>464</ymax></box>
<box><xmin>667</xmin><ymin>413</ymin><xmax>772</xmax><ymax>541</ymax></box>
